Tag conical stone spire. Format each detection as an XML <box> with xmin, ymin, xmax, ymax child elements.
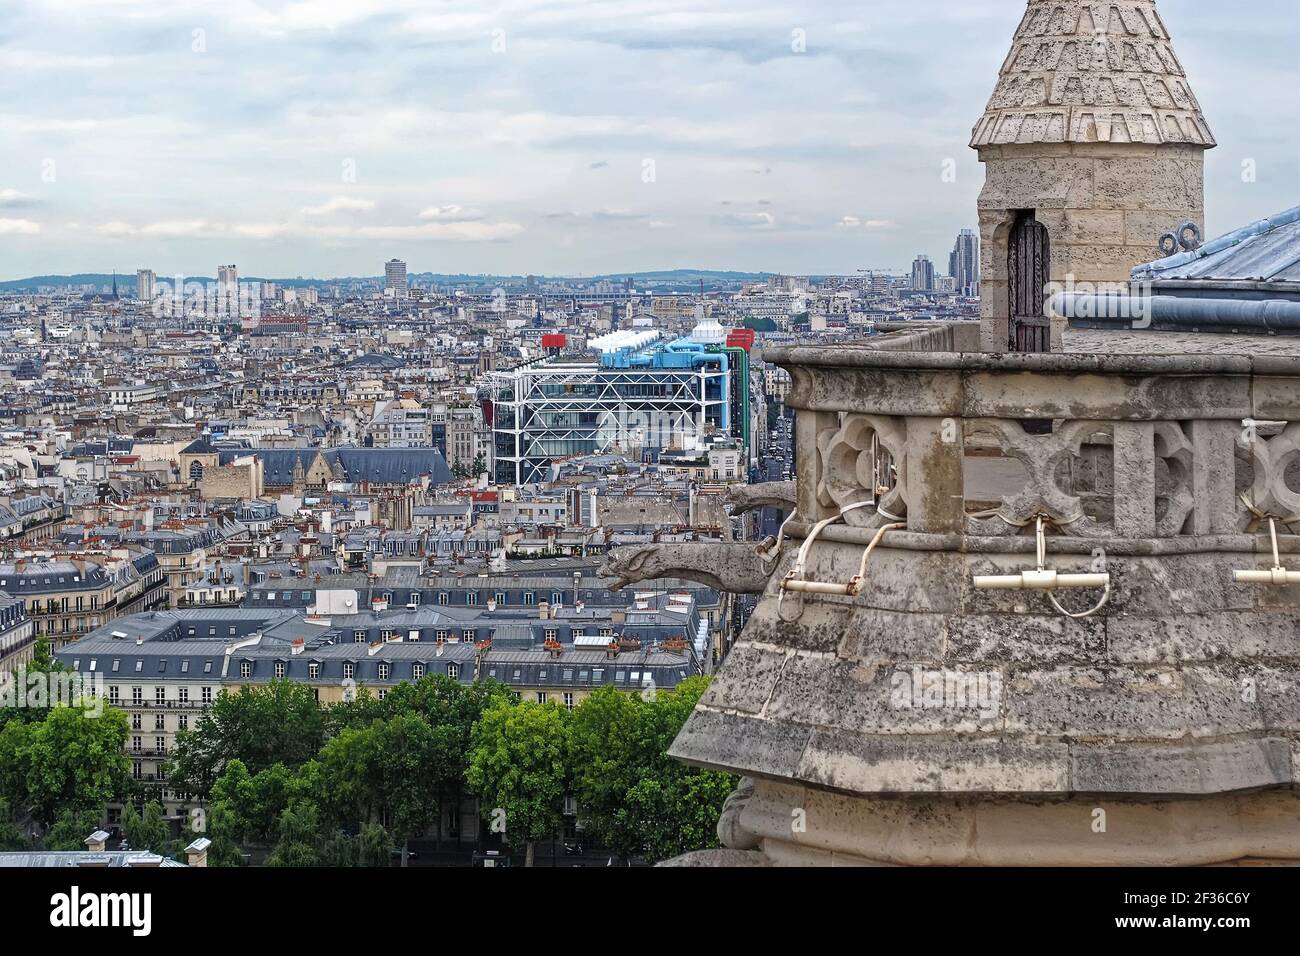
<box><xmin>971</xmin><ymin>0</ymin><xmax>1215</xmax><ymax>148</ymax></box>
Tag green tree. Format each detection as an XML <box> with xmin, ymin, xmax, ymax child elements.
<box><xmin>316</xmin><ymin>714</ymin><xmax>438</xmax><ymax>866</ymax></box>
<box><xmin>569</xmin><ymin>677</ymin><xmax>734</xmax><ymax>863</ymax></box>
<box><xmin>0</xmin><ymin>797</ymin><xmax>24</xmax><ymax>850</ymax></box>
<box><xmin>168</xmin><ymin>680</ymin><xmax>325</xmax><ymax>798</ymax></box>
<box><xmin>202</xmin><ymin>800</ymin><xmax>247</xmax><ymax>867</ymax></box>
<box><xmin>265</xmin><ymin>799</ymin><xmax>323</xmax><ymax>867</ymax></box>
<box><xmin>0</xmin><ymin>637</ymin><xmax>73</xmax><ymax>729</ymax></box>
<box><xmin>375</xmin><ymin>713</ymin><xmax>441</xmax><ymax>866</ymax></box>
<box><xmin>358</xmin><ymin>822</ymin><xmax>391</xmax><ymax>867</ymax></box>
<box><xmin>43</xmin><ymin>807</ymin><xmax>105</xmax><ymax>851</ymax></box>
<box><xmin>14</xmin><ymin>705</ymin><xmax>130</xmax><ymax>827</ymax></box>
<box><xmin>321</xmin><ymin>676</ymin><xmax>507</xmax><ymax>861</ymax></box>
<box><xmin>622</xmin><ymin>677</ymin><xmax>733</xmax><ymax>861</ymax></box>
<box><xmin>209</xmin><ymin>759</ymin><xmax>319</xmax><ymax>845</ymax></box>
<box><xmin>567</xmin><ymin>685</ymin><xmax>644</xmax><ymax>860</ymax></box>
<box><xmin>27</xmin><ymin>637</ymin><xmax>66</xmax><ymax>675</ymax></box>
<box><xmin>122</xmin><ymin>800</ymin><xmax>169</xmax><ymax>852</ymax></box>
<box><xmin>319</xmin><ymin>829</ymin><xmax>360</xmax><ymax>867</ymax></box>
<box><xmin>381</xmin><ymin>676</ymin><xmax>508</xmax><ymax>848</ymax></box>
<box><xmin>317</xmin><ymin>726</ymin><xmax>384</xmax><ymax>827</ymax></box>
<box><xmin>466</xmin><ymin>699</ymin><xmax>569</xmax><ymax>867</ymax></box>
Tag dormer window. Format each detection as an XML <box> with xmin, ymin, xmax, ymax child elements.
<box><xmin>240</xmin><ymin>661</ymin><xmax>252</xmax><ymax>679</ymax></box>
<box><xmin>378</xmin><ymin>663</ymin><xmax>390</xmax><ymax>680</ymax></box>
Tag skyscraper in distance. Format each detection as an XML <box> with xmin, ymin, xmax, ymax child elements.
<box><xmin>910</xmin><ymin>255</ymin><xmax>935</xmax><ymax>292</ymax></box>
<box><xmin>385</xmin><ymin>258</ymin><xmax>408</xmax><ymax>298</ymax></box>
<box><xmin>216</xmin><ymin>264</ymin><xmax>238</xmax><ymax>317</ymax></box>
<box><xmin>949</xmin><ymin>228</ymin><xmax>980</xmax><ymax>297</ymax></box>
<box><xmin>136</xmin><ymin>269</ymin><xmax>155</xmax><ymax>303</ymax></box>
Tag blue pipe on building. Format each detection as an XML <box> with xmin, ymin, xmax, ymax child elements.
<box><xmin>1052</xmin><ymin>291</ymin><xmax>1300</xmax><ymax>333</ymax></box>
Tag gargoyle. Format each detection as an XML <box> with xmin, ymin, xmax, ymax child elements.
<box><xmin>598</xmin><ymin>542</ymin><xmax>780</xmax><ymax>594</ymax></box>
<box><xmin>724</xmin><ymin>481</ymin><xmax>796</xmax><ymax>516</ymax></box>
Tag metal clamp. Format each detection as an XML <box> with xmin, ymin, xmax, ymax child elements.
<box><xmin>1234</xmin><ymin>517</ymin><xmax>1300</xmax><ymax>585</ymax></box>
<box><xmin>777</xmin><ymin>502</ymin><xmax>903</xmax><ymax>620</ymax></box>
<box><xmin>973</xmin><ymin>516</ymin><xmax>1112</xmax><ymax>618</ymax></box>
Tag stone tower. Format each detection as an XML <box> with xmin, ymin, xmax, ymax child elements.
<box><xmin>631</xmin><ymin>0</ymin><xmax>1300</xmax><ymax>870</ymax></box>
<box><xmin>972</xmin><ymin>0</ymin><xmax>1215</xmax><ymax>352</ymax></box>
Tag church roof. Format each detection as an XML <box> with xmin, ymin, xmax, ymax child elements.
<box><xmin>181</xmin><ymin>438</ymin><xmax>218</xmax><ymax>455</ymax></box>
<box><xmin>1132</xmin><ymin>204</ymin><xmax>1300</xmax><ymax>286</ymax></box>
<box><xmin>220</xmin><ymin>447</ymin><xmax>454</xmax><ymax>487</ymax></box>
<box><xmin>970</xmin><ymin>0</ymin><xmax>1215</xmax><ymax>149</ymax></box>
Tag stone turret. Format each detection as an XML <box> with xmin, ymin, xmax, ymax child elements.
<box><xmin>660</xmin><ymin>3</ymin><xmax>1300</xmax><ymax>869</ymax></box>
<box><xmin>973</xmin><ymin>0</ymin><xmax>1214</xmax><ymax>352</ymax></box>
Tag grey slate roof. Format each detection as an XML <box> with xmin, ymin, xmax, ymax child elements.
<box><xmin>1133</xmin><ymin>204</ymin><xmax>1300</xmax><ymax>286</ymax></box>
<box><xmin>0</xmin><ymin>851</ymin><xmax>185</xmax><ymax>867</ymax></box>
<box><xmin>222</xmin><ymin>447</ymin><xmax>453</xmax><ymax>487</ymax></box>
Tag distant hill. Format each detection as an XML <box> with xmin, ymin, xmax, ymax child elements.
<box><xmin>0</xmin><ymin>268</ymin><xmax>777</xmax><ymax>291</ymax></box>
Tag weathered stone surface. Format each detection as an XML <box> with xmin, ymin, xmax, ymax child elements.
<box><xmin>1069</xmin><ymin>738</ymin><xmax>1293</xmax><ymax>794</ymax></box>
<box><xmin>1004</xmin><ymin>665</ymin><xmax>1262</xmax><ymax>738</ymax></box>
<box><xmin>838</xmin><ymin>607</ymin><xmax>947</xmax><ymax>663</ymax></box>
<box><xmin>696</xmin><ymin>643</ymin><xmax>786</xmax><ymax>714</ymax></box>
<box><xmin>724</xmin><ymin>481</ymin><xmax>796</xmax><ymax>516</ymax></box>
<box><xmin>728</xmin><ymin>780</ymin><xmax>1300</xmax><ymax>866</ymax></box>
<box><xmin>1255</xmin><ymin>667</ymin><xmax>1300</xmax><ymax>733</ymax></box>
<box><xmin>764</xmin><ymin>654</ymin><xmax>1007</xmax><ymax>736</ymax></box>
<box><xmin>797</xmin><ymin>731</ymin><xmax>1070</xmax><ymax>794</ymax></box>
<box><xmin>655</xmin><ymin>848</ymin><xmax>771</xmax><ymax>867</ymax></box>
<box><xmin>665</xmin><ymin>2</ymin><xmax>1300</xmax><ymax>869</ymax></box>
<box><xmin>946</xmin><ymin>613</ymin><xmax>1106</xmax><ymax>664</ymax></box>
<box><xmin>1108</xmin><ymin>612</ymin><xmax>1300</xmax><ymax>663</ymax></box>
<box><xmin>970</xmin><ymin>1</ymin><xmax>1215</xmax><ymax>149</ymax></box>
<box><xmin>596</xmin><ymin>541</ymin><xmax>775</xmax><ymax>594</ymax></box>
<box><xmin>668</xmin><ymin>708</ymin><xmax>810</xmax><ymax>781</ymax></box>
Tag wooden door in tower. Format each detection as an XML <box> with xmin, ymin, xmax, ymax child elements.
<box><xmin>1008</xmin><ymin>211</ymin><xmax>1051</xmax><ymax>353</ymax></box>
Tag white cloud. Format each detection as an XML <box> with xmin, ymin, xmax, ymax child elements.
<box><xmin>301</xmin><ymin>196</ymin><xmax>376</xmax><ymax>216</ymax></box>
<box><xmin>356</xmin><ymin>221</ymin><xmax>524</xmax><ymax>242</ymax></box>
<box><xmin>416</xmin><ymin>205</ymin><xmax>483</xmax><ymax>222</ymax></box>
<box><xmin>1</xmin><ymin>0</ymin><xmax>1293</xmax><ymax>277</ymax></box>
<box><xmin>138</xmin><ymin>220</ymin><xmax>213</xmax><ymax>238</ymax></box>
<box><xmin>0</xmin><ymin>219</ymin><xmax>41</xmax><ymax>235</ymax></box>
<box><xmin>837</xmin><ymin>217</ymin><xmax>896</xmax><ymax>230</ymax></box>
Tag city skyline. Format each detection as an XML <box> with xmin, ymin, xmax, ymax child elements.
<box><xmin>2</xmin><ymin>0</ymin><xmax>1296</xmax><ymax>280</ymax></box>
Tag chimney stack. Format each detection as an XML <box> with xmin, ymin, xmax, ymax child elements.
<box><xmin>185</xmin><ymin>837</ymin><xmax>211</xmax><ymax>867</ymax></box>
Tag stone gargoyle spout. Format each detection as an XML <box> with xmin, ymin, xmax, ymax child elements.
<box><xmin>598</xmin><ymin>542</ymin><xmax>779</xmax><ymax>594</ymax></box>
<box><xmin>724</xmin><ymin>481</ymin><xmax>796</xmax><ymax>516</ymax></box>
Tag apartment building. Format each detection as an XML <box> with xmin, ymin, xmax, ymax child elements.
<box><xmin>57</xmin><ymin>602</ymin><xmax>703</xmax><ymax>818</ymax></box>
<box><xmin>0</xmin><ymin>592</ymin><xmax>34</xmax><ymax>674</ymax></box>
<box><xmin>124</xmin><ymin>518</ymin><xmax>247</xmax><ymax>607</ymax></box>
<box><xmin>0</xmin><ymin>550</ymin><xmax>165</xmax><ymax>652</ymax></box>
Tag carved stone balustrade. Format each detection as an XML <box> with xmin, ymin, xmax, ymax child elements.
<box><xmin>666</xmin><ymin>326</ymin><xmax>1300</xmax><ymax>867</ymax></box>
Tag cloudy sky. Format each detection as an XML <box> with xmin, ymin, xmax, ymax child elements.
<box><xmin>1</xmin><ymin>0</ymin><xmax>1296</xmax><ymax>280</ymax></box>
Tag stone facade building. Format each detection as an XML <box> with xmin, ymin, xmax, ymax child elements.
<box><xmin>609</xmin><ymin>0</ymin><xmax>1300</xmax><ymax>867</ymax></box>
<box><xmin>972</xmin><ymin>0</ymin><xmax>1214</xmax><ymax>352</ymax></box>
